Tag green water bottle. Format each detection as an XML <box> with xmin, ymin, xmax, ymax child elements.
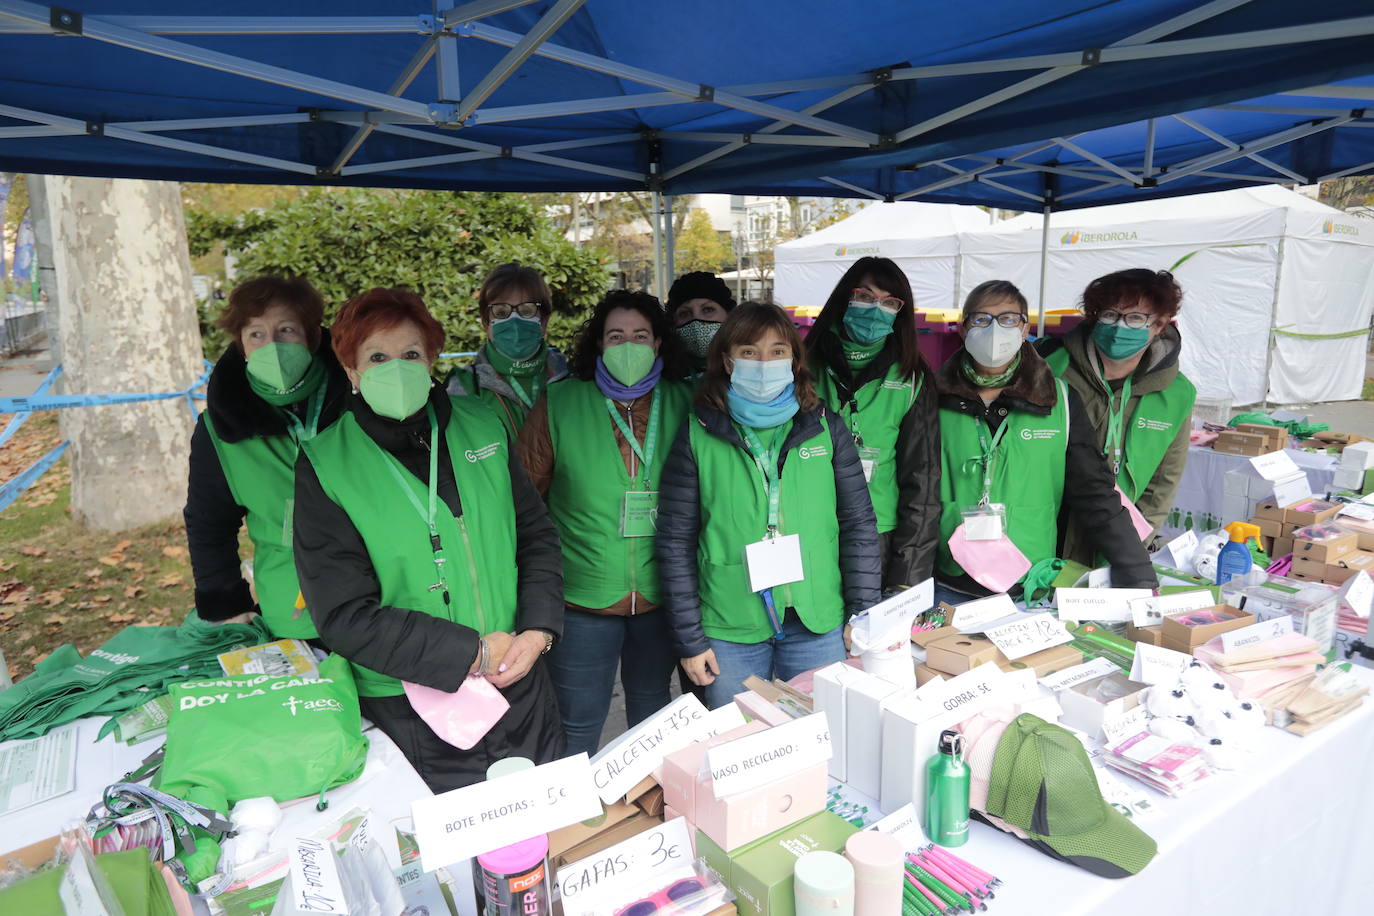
<box><xmin>925</xmin><ymin>729</ymin><xmax>970</xmax><ymax>847</ymax></box>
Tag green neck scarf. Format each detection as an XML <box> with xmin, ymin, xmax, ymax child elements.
<box><xmin>247</xmin><ymin>355</ymin><xmax>326</xmax><ymax>406</ymax></box>
<box><xmin>961</xmin><ymin>351</ymin><xmax>1021</xmax><ymax>389</ymax></box>
<box><xmin>833</xmin><ymin>326</ymin><xmax>885</xmax><ymax>370</ymax></box>
<box><xmin>485</xmin><ymin>340</ymin><xmax>546</xmax><ymax>378</ymax></box>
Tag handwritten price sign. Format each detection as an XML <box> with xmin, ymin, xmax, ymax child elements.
<box><xmin>557</xmin><ymin>817</ymin><xmax>696</xmax><ymax>915</ymax></box>
<box><xmin>983</xmin><ymin>613</ymin><xmax>1073</xmax><ymax>661</ymax></box>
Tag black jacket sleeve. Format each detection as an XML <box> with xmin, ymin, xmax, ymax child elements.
<box><xmin>1061</xmin><ymin>390</ymin><xmax>1159</xmax><ymax>589</ymax></box>
<box><xmin>828</xmin><ymin>414</ymin><xmax>883</xmax><ymax>614</ymax></box>
<box><xmin>886</xmin><ymin>373</ymin><xmax>942</xmax><ymax>590</ymax></box>
<box><xmin>292</xmin><ymin>453</ymin><xmax>479</xmax><ymax>692</ymax></box>
<box><xmin>656</xmin><ymin>420</ymin><xmax>708</xmax><ymax>658</ymax></box>
<box><xmin>183</xmin><ymin>417</ymin><xmax>254</xmax><ymax>621</ymax></box>
<box><xmin>508</xmin><ymin>447</ymin><xmax>565</xmax><ymax>639</ymax></box>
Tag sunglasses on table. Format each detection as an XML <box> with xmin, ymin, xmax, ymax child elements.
<box><xmin>614</xmin><ymin>878</ymin><xmax>708</xmax><ymax>916</ymax></box>
<box><xmin>851</xmin><ymin>289</ymin><xmax>904</xmax><ymax>312</ymax></box>
<box><xmin>489</xmin><ymin>300</ymin><xmax>543</xmax><ymax>320</ymax></box>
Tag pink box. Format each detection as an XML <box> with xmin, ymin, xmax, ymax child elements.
<box><xmin>732</xmin><ymin>690</ymin><xmax>793</xmax><ymax>727</ymax></box>
<box><xmin>694</xmin><ymin>761</ymin><xmax>828</xmax><ymax>853</ymax></box>
<box><xmin>659</xmin><ymin>721</ymin><xmax>768</xmax><ymax>820</ymax></box>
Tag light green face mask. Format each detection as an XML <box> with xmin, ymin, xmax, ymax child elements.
<box><xmin>246</xmin><ymin>342</ymin><xmax>312</xmax><ymax>392</ymax></box>
<box><xmin>602</xmin><ymin>341</ymin><xmax>657</xmax><ymax>386</ymax></box>
<box><xmin>358</xmin><ymin>358</ymin><xmax>432</xmax><ymax>420</ymax></box>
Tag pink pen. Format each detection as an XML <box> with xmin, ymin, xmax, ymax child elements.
<box><xmin>914</xmin><ymin>852</ymin><xmax>984</xmax><ymax>910</ymax></box>
<box><xmin>920</xmin><ymin>847</ymin><xmax>990</xmax><ymax>896</ymax></box>
<box><xmin>918</xmin><ymin>851</ymin><xmax>986</xmax><ymax>899</ymax></box>
<box><xmin>905</xmin><ymin>871</ymin><xmax>950</xmax><ymax>914</ymax></box>
<box><xmin>926</xmin><ymin>845</ymin><xmax>998</xmax><ymax>887</ymax></box>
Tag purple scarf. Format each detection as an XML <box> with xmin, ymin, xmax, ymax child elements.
<box><xmin>595</xmin><ymin>355</ymin><xmax>662</xmax><ymax>401</ymax></box>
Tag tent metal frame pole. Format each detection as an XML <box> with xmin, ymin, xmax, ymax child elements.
<box><xmin>442</xmin><ymin>0</ymin><xmax>545</xmax><ymax>27</ymax></box>
<box><xmin>1051</xmin><ymin>137</ymin><xmax>1141</xmax><ymax>183</ymax></box>
<box><xmin>332</xmin><ymin>36</ymin><xmax>440</xmax><ymax>172</ymax></box>
<box><xmin>0</xmin><ymin>15</ymin><xmax>423</xmax><ymax>34</ymax></box>
<box><xmin>1318</xmin><ymin>158</ymin><xmax>1374</xmax><ymax>182</ymax></box>
<box><xmin>655</xmin><ymin>131</ymin><xmax>869</xmax><ymax>148</ymax></box>
<box><xmin>435</xmin><ymin>0</ymin><xmax>462</xmax><ymax>103</ymax></box>
<box><xmin>1156</xmin><ymin>116</ymin><xmax>1352</xmax><ymax>184</ymax></box>
<box><xmin>650</xmin><ymin>190</ymin><xmax>666</xmax><ymax>299</ymax></box>
<box><xmin>663</xmin><ymin>195</ymin><xmax>677</xmax><ymax>284</ymax></box>
<box><xmin>1219</xmin><ymin>103</ymin><xmax>1363</xmax><ymax>117</ymax></box>
<box><xmin>1170</xmin><ymin>112</ymin><xmax>1307</xmax><ymax>181</ymax></box>
<box><xmin>449</xmin><ymin>0</ymin><xmax>586</xmax><ymax>125</ymax></box>
<box><xmin>893</xmin><ymin>141</ymin><xmax>1058</xmax><ymax>200</ymax></box>
<box><xmin>819</xmin><ymin>177</ymin><xmax>884</xmax><ymax>200</ymax></box>
<box><xmin>1143</xmin><ymin>118</ymin><xmax>1157</xmax><ymax>176</ymax></box>
<box><xmin>1261</xmin><ymin>234</ymin><xmax>1288</xmax><ymax>409</ymax></box>
<box><xmin>1036</xmin><ymin>203</ymin><xmax>1052</xmax><ymax>339</ymax></box>
<box><xmin>118</xmin><ymin>113</ymin><xmax>313</xmax><ymax>131</ymax></box>
<box><xmin>369</xmin><ymin>123</ymin><xmax>641</xmax><ymax>179</ymax></box>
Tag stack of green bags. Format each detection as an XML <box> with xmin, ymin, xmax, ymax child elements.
<box><xmin>0</xmin><ymin>849</ymin><xmax>178</xmax><ymax>915</ymax></box>
<box><xmin>0</xmin><ymin>613</ymin><xmax>270</xmax><ymax>741</ymax></box>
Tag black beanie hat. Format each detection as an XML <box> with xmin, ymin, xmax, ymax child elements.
<box><xmin>666</xmin><ymin>271</ymin><xmax>737</xmax><ymax>312</ymax></box>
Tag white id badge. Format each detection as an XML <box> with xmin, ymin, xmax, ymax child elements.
<box><xmin>961</xmin><ymin>503</ymin><xmax>1006</xmax><ymax>541</ymax></box>
<box><xmin>857</xmin><ymin>446</ymin><xmax>880</xmax><ymax>483</ymax></box>
<box><xmin>744</xmin><ymin>534</ymin><xmax>805</xmax><ymax>592</ymax></box>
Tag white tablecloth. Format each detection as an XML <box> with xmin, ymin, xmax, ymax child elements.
<box><xmin>1160</xmin><ymin>445</ymin><xmax>1340</xmax><ymax>537</ymax></box>
<box><xmin>953</xmin><ymin>666</ymin><xmax>1374</xmax><ymax>916</ymax></box>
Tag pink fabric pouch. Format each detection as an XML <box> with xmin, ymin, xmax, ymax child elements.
<box><xmin>1116</xmin><ymin>485</ymin><xmax>1154</xmax><ymax>541</ymax></box>
<box><xmin>948</xmin><ymin>524</ymin><xmax>1031</xmax><ymax>593</ymax></box>
<box><xmin>403</xmin><ymin>675</ymin><xmax>510</xmax><ymax>749</ymax></box>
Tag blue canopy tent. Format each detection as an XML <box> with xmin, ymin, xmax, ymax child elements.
<box><xmin>1</xmin><ymin>1</ymin><xmax>1372</xmax><ymax>297</ymax></box>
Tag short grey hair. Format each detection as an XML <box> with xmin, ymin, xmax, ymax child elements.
<box><xmin>962</xmin><ymin>280</ymin><xmax>1028</xmax><ymax>322</ymax></box>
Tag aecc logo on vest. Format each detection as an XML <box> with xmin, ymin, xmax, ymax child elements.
<box><xmin>798</xmin><ymin>445</ymin><xmax>830</xmax><ymax>459</ymax></box>
<box><xmin>1135</xmin><ymin>418</ymin><xmax>1173</xmax><ymax>431</ymax></box>
<box><xmin>464</xmin><ymin>442</ymin><xmax>501</xmax><ymax>462</ymax></box>
<box><xmin>1019</xmin><ymin>429</ymin><xmax>1059</xmax><ymax>441</ymax></box>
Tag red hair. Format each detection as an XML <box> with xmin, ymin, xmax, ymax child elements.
<box><xmin>331</xmin><ymin>288</ymin><xmax>445</xmax><ymax>370</ymax></box>
<box><xmin>218</xmin><ymin>275</ymin><xmax>325</xmax><ymax>351</ymax></box>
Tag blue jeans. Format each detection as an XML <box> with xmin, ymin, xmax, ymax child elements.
<box><xmin>704</xmin><ymin>617</ymin><xmax>845</xmax><ymax>709</ymax></box>
<box><xmin>933</xmin><ymin>583</ymin><xmax>983</xmax><ymax>609</ymax></box>
<box><xmin>547</xmin><ymin>607</ymin><xmax>677</xmax><ymax>758</ymax></box>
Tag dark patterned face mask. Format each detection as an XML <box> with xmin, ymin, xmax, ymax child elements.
<box><xmin>675</xmin><ymin>319</ymin><xmax>720</xmax><ymax>358</ymax></box>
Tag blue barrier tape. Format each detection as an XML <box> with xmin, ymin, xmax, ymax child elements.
<box><xmin>0</xmin><ymin>365</ymin><xmax>212</xmax><ymax>416</ymax></box>
<box><xmin>0</xmin><ymin>440</ymin><xmax>69</xmax><ymax>513</ymax></box>
<box><xmin>438</xmin><ymin>352</ymin><xmax>479</xmax><ymax>359</ymax></box>
<box><xmin>0</xmin><ymin>364</ymin><xmax>63</xmax><ymax>448</ymax></box>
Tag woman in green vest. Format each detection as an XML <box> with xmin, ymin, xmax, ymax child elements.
<box><xmin>1037</xmin><ymin>269</ymin><xmax>1195</xmax><ymax>562</ymax></box>
<box><xmin>657</xmin><ymin>302</ymin><xmax>882</xmax><ymax>709</ymax></box>
<box><xmin>185</xmin><ymin>275</ymin><xmax>349</xmax><ymax>638</ymax></box>
<box><xmin>807</xmin><ymin>256</ymin><xmax>940</xmax><ymax>592</ymax></box>
<box><xmin>516</xmin><ymin>290</ymin><xmax>692</xmax><ymax>756</ymax></box>
<box><xmin>933</xmin><ymin>281</ymin><xmax>1157</xmax><ymax>605</ymax></box>
<box><xmin>668</xmin><ymin>270</ymin><xmax>736</xmax><ymax>378</ymax></box>
<box><xmin>447</xmin><ymin>262</ymin><xmax>568</xmax><ymax>437</ymax></box>
<box><xmin>294</xmin><ymin>288</ymin><xmax>565</xmax><ymax>791</ymax></box>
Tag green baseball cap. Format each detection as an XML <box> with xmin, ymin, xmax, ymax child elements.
<box><xmin>984</xmin><ymin>713</ymin><xmax>1156</xmax><ymax>878</ymax></box>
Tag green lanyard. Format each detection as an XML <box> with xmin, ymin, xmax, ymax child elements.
<box><xmin>604</xmin><ymin>388</ymin><xmax>661</xmax><ymax>487</ymax></box>
<box><xmin>973</xmin><ymin>418</ymin><xmax>1010</xmax><ymax>506</ymax></box>
<box><xmin>376</xmin><ymin>403</ymin><xmax>450</xmax><ymax>604</ymax></box>
<box><xmin>1101</xmin><ymin>374</ymin><xmax>1133</xmax><ymax>477</ymax></box>
<box><xmin>506</xmin><ymin>374</ymin><xmax>536</xmax><ymax>409</ymax></box>
<box><xmin>739</xmin><ymin>424</ymin><xmax>783</xmax><ymax>537</ymax></box>
<box><xmin>281</xmin><ymin>385</ymin><xmax>325</xmax><ymax>445</ymax></box>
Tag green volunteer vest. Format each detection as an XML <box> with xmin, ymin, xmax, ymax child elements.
<box><xmin>688</xmin><ymin>415</ymin><xmax>845</xmax><ymax>643</ymax></box>
<box><xmin>814</xmin><ymin>364</ymin><xmax>922</xmax><ymax>534</ymax></box>
<box><xmin>202</xmin><ymin>412</ymin><xmax>316</xmax><ymax>640</ymax></box>
<box><xmin>936</xmin><ymin>381</ymin><xmax>1070</xmax><ymax>580</ymax></box>
<box><xmin>300</xmin><ymin>398</ymin><xmax>519</xmax><ymax>696</ymax></box>
<box><xmin>450</xmin><ymin>367</ymin><xmax>530</xmax><ymax>440</ymax></box>
<box><xmin>1045</xmin><ymin>348</ymin><xmax>1196</xmax><ymax>502</ymax></box>
<box><xmin>545</xmin><ymin>379</ymin><xmax>692</xmax><ymax>609</ymax></box>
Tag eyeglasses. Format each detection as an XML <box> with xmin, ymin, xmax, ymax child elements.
<box><xmin>615</xmin><ymin>879</ymin><xmax>707</xmax><ymax>916</ymax></box>
<box><xmin>1098</xmin><ymin>309</ymin><xmax>1157</xmax><ymax>330</ymax></box>
<box><xmin>489</xmin><ymin>300</ymin><xmax>543</xmax><ymax>320</ymax></box>
<box><xmin>851</xmin><ymin>289</ymin><xmax>903</xmax><ymax>313</ymax></box>
<box><xmin>966</xmin><ymin>312</ymin><xmax>1027</xmax><ymax>329</ymax></box>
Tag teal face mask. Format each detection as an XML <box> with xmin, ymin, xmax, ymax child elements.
<box><xmin>1092</xmin><ymin>322</ymin><xmax>1152</xmax><ymax>360</ymax></box>
<box><xmin>602</xmin><ymin>341</ymin><xmax>657</xmax><ymax>386</ymax></box>
<box><xmin>358</xmin><ymin>358</ymin><xmax>432</xmax><ymax>420</ymax></box>
<box><xmin>489</xmin><ymin>314</ymin><xmax>544</xmax><ymax>361</ymax></box>
<box><xmin>842</xmin><ymin>301</ymin><xmax>897</xmax><ymax>345</ymax></box>
<box><xmin>246</xmin><ymin>342</ymin><xmax>312</xmax><ymax>392</ymax></box>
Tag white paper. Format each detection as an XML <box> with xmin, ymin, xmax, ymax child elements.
<box><xmin>951</xmin><ymin>593</ymin><xmax>1017</xmax><ymax>632</ymax></box>
<box><xmin>1129</xmin><ymin>643</ymin><xmax>1194</xmax><ymax>686</ymax></box>
<box><xmin>707</xmin><ymin>713</ymin><xmax>831</xmax><ymax>799</ymax></box>
<box><xmin>1338</xmin><ymin>571</ymin><xmax>1374</xmax><ymax>618</ymax></box>
<box><xmin>1101</xmin><ymin>705</ymin><xmax>1150</xmax><ymax>748</ymax></box>
<box><xmin>860</xmin><ymin>459</ymin><xmax>875</xmax><ymax>483</ymax></box>
<box><xmin>1087</xmin><ymin>566</ymin><xmax>1112</xmax><ymax>588</ymax></box>
<box><xmin>982</xmin><ymin>613</ymin><xmax>1074</xmax><ymax>661</ymax></box>
<box><xmin>1039</xmin><ymin>657</ymin><xmax>1120</xmax><ymax>693</ymax></box>
<box><xmin>590</xmin><ymin>694</ymin><xmax>711</xmax><ymax>804</ymax></box>
<box><xmin>1055</xmin><ymin>587</ymin><xmax>1153</xmax><ymax>624</ymax></box>
<box><xmin>288</xmin><ymin>836</ymin><xmax>350</xmax><ymax>915</ymax></box>
<box><xmin>744</xmin><ymin>534</ymin><xmax>804</xmax><ymax>592</ymax></box>
<box><xmin>1221</xmin><ymin>616</ymin><xmax>1295</xmax><ymax>653</ymax></box>
<box><xmin>557</xmin><ymin>817</ymin><xmax>695</xmax><ymax>914</ymax></box>
<box><xmin>0</xmin><ymin>722</ymin><xmax>78</xmax><ymax>815</ymax></box>
<box><xmin>1166</xmin><ymin>529</ymin><xmax>1200</xmax><ymax>571</ymax></box>
<box><xmin>868</xmin><ymin>802</ymin><xmax>927</xmax><ymax>851</ymax></box>
<box><xmin>394</xmin><ymin>864</ymin><xmax>451</xmax><ymax>916</ymax></box>
<box><xmin>1272</xmin><ymin>473</ymin><xmax>1313</xmax><ymax>507</ymax></box>
<box><xmin>1250</xmin><ymin>450</ymin><xmax>1301</xmax><ymax>481</ymax></box>
<box><xmin>862</xmin><ymin>578</ymin><xmax>935</xmax><ymax>645</ymax></box>
<box><xmin>1338</xmin><ymin>503</ymin><xmax>1374</xmax><ymax>522</ymax></box>
<box><xmin>964</xmin><ymin>513</ymin><xmax>1003</xmax><ymax>540</ymax></box>
<box><xmin>702</xmin><ymin>702</ymin><xmax>747</xmax><ymax>737</ymax></box>
<box><xmin>1130</xmin><ymin>590</ymin><xmax>1215</xmax><ymax>628</ymax></box>
<box><xmin>412</xmin><ymin>753</ymin><xmax>601</xmax><ymax>870</ymax></box>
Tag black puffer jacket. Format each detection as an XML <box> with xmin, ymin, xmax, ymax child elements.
<box><xmin>656</xmin><ymin>404</ymin><xmax>883</xmax><ymax>658</ymax></box>
<box><xmin>184</xmin><ymin>331</ymin><xmax>350</xmax><ymax>620</ymax></box>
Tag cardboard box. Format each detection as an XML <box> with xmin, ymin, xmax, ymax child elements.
<box><xmin>697</xmin><ymin>812</ymin><xmax>858</xmax><ymax>916</ymax></box>
<box><xmin>549</xmin><ymin>799</ymin><xmax>642</xmax><ymax>859</ymax></box>
<box><xmin>998</xmin><ymin>643</ymin><xmax>1083</xmax><ymax>678</ymax></box>
<box><xmin>1321</xmin><ymin>550</ymin><xmax>1374</xmax><ymax>585</ymax></box>
<box><xmin>1213</xmin><ymin>430</ymin><xmax>1270</xmax><ymax>457</ymax></box>
<box><xmin>915</xmin><ymin>663</ymin><xmax>945</xmax><ymax>686</ymax></box>
<box><xmin>732</xmin><ymin>690</ymin><xmax>794</xmax><ymax>727</ymax></box>
<box><xmin>1252</xmin><ymin>517</ymin><xmax>1283</xmax><ymax>539</ymax></box>
<box><xmin>911</xmin><ymin>623</ymin><xmax>960</xmax><ymax>649</ymax></box>
<box><xmin>1126</xmin><ymin>623</ymin><xmax>1165</xmax><ymax>647</ymax></box>
<box><xmin>1272</xmin><ymin>536</ymin><xmax>1295</xmax><ymax>558</ymax></box>
<box><xmin>1057</xmin><ymin>672</ymin><xmax>1151</xmax><ymax>742</ymax></box>
<box><xmin>1253</xmin><ymin>498</ymin><xmax>1290</xmax><ymax>523</ymax></box>
<box><xmin>1160</xmin><ymin>605</ymin><xmax>1255</xmax><ymax>651</ymax></box>
<box><xmin>925</xmin><ymin>633</ymin><xmax>1006</xmax><ymax>675</ymax></box>
<box><xmin>1235</xmin><ymin>423</ymin><xmax>1288</xmax><ymax>451</ymax></box>
<box><xmin>553</xmin><ymin>812</ymin><xmax>660</xmax><ymax>869</ymax></box>
<box><xmin>1292</xmin><ymin>530</ymin><xmax>1359</xmax><ymax>564</ymax></box>
<box><xmin>1286</xmin><ymin>499</ymin><xmax>1342</xmax><ymax>527</ymax></box>
<box><xmin>1290</xmin><ymin>556</ymin><xmax>1329</xmax><ymax>580</ymax></box>
<box><xmin>741</xmin><ymin>676</ymin><xmax>813</xmax><ymax>715</ymax></box>
<box><xmin>634</xmin><ymin>784</ymin><xmax>665</xmax><ymax>818</ymax></box>
<box><xmin>845</xmin><ymin>672</ymin><xmax>901</xmax><ymax>799</ymax></box>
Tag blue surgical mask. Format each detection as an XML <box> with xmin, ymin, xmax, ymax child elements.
<box><xmin>729</xmin><ymin>357</ymin><xmax>794</xmax><ymax>403</ymax></box>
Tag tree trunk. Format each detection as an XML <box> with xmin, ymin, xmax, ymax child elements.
<box><xmin>45</xmin><ymin>176</ymin><xmax>203</xmax><ymax>531</ymax></box>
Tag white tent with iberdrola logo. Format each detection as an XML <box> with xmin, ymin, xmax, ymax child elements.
<box><xmin>773</xmin><ymin>200</ymin><xmax>993</xmax><ymax>312</ymax></box>
<box><xmin>956</xmin><ymin>185</ymin><xmax>1374</xmax><ymax>406</ymax></box>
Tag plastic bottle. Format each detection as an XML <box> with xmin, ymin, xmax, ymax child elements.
<box><xmin>475</xmin><ymin>758</ymin><xmax>536</xmax><ymax>914</ymax></box>
<box><xmin>477</xmin><ymin>835</ymin><xmax>551</xmax><ymax>916</ymax></box>
<box><xmin>794</xmin><ymin>850</ymin><xmax>855</xmax><ymax>916</ymax></box>
<box><xmin>1216</xmin><ymin>521</ymin><xmax>1261</xmax><ymax>585</ymax></box>
<box><xmin>924</xmin><ymin>729</ymin><xmax>970</xmax><ymax>847</ymax></box>
<box><xmin>844</xmin><ymin>831</ymin><xmax>903</xmax><ymax>915</ymax></box>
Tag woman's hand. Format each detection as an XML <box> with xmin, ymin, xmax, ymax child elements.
<box><xmin>487</xmin><ymin>630</ymin><xmax>546</xmax><ymax>689</ymax></box>
<box><xmin>682</xmin><ymin>650</ymin><xmax>720</xmax><ymax>687</ymax></box>
<box><xmin>469</xmin><ymin>630</ymin><xmax>515</xmax><ymax>677</ymax></box>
